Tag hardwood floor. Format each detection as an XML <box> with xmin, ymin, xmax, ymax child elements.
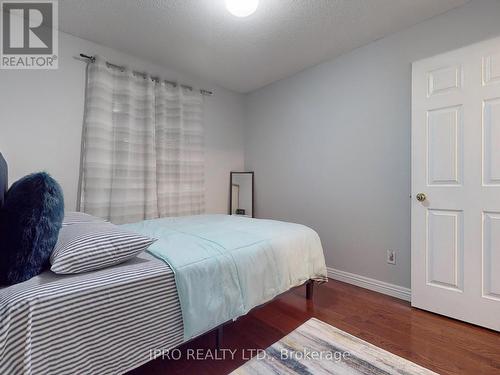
<box><xmin>129</xmin><ymin>280</ymin><xmax>500</xmax><ymax>375</ymax></box>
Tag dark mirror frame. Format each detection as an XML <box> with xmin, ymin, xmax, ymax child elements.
<box><xmin>229</xmin><ymin>171</ymin><xmax>254</xmax><ymax>218</ymax></box>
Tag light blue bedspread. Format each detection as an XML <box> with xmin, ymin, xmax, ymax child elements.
<box><xmin>122</xmin><ymin>215</ymin><xmax>328</xmax><ymax>340</ymax></box>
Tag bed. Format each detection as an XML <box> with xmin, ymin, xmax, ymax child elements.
<box><xmin>0</xmin><ymin>253</ymin><xmax>183</xmax><ymax>374</ymax></box>
<box><xmin>0</xmin><ymin>154</ymin><xmax>328</xmax><ymax>374</ymax></box>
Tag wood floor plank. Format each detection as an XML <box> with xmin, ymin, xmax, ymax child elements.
<box><xmin>129</xmin><ymin>279</ymin><xmax>500</xmax><ymax>375</ymax></box>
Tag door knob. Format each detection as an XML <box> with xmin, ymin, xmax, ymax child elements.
<box><xmin>416</xmin><ymin>193</ymin><xmax>427</xmax><ymax>202</ymax></box>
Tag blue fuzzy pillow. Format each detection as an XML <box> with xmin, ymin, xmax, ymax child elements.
<box><xmin>0</xmin><ymin>172</ymin><xmax>64</xmax><ymax>285</ymax></box>
<box><xmin>0</xmin><ymin>153</ymin><xmax>7</xmax><ymax>208</ymax></box>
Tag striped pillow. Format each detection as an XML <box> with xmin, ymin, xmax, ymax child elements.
<box><xmin>62</xmin><ymin>211</ymin><xmax>107</xmax><ymax>226</ymax></box>
<box><xmin>50</xmin><ymin>219</ymin><xmax>156</xmax><ymax>274</ymax></box>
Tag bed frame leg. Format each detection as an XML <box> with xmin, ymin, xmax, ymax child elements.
<box><xmin>215</xmin><ymin>326</ymin><xmax>223</xmax><ymax>349</ymax></box>
<box><xmin>306</xmin><ymin>280</ymin><xmax>314</xmax><ymax>300</ymax></box>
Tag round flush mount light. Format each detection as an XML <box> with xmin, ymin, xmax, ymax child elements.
<box><xmin>225</xmin><ymin>0</ymin><xmax>259</xmax><ymax>17</ymax></box>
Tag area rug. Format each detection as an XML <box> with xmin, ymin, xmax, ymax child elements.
<box><xmin>231</xmin><ymin>318</ymin><xmax>437</xmax><ymax>375</ymax></box>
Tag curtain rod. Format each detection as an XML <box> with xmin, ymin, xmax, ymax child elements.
<box><xmin>79</xmin><ymin>53</ymin><xmax>214</xmax><ymax>96</ymax></box>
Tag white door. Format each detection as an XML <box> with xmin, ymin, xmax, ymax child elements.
<box><xmin>412</xmin><ymin>36</ymin><xmax>500</xmax><ymax>331</ymax></box>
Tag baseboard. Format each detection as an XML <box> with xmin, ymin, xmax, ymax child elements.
<box><xmin>327</xmin><ymin>267</ymin><xmax>411</xmax><ymax>302</ymax></box>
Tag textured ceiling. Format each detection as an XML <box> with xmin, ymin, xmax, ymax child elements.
<box><xmin>59</xmin><ymin>0</ymin><xmax>469</xmax><ymax>93</ymax></box>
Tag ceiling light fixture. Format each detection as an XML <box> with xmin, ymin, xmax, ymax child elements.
<box><xmin>225</xmin><ymin>0</ymin><xmax>259</xmax><ymax>17</ymax></box>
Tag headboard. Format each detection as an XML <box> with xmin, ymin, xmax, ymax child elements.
<box><xmin>0</xmin><ymin>153</ymin><xmax>7</xmax><ymax>208</ymax></box>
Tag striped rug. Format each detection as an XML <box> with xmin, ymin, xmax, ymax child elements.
<box><xmin>231</xmin><ymin>318</ymin><xmax>437</xmax><ymax>375</ymax></box>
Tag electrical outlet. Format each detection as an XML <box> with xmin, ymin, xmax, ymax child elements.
<box><xmin>387</xmin><ymin>250</ymin><xmax>396</xmax><ymax>265</ymax></box>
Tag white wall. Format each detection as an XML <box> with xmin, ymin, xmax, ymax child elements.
<box><xmin>0</xmin><ymin>31</ymin><xmax>245</xmax><ymax>213</ymax></box>
<box><xmin>244</xmin><ymin>0</ymin><xmax>500</xmax><ymax>288</ymax></box>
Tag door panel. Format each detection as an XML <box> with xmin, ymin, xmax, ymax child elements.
<box><xmin>412</xmin><ymin>36</ymin><xmax>500</xmax><ymax>331</ymax></box>
<box><xmin>482</xmin><ymin>52</ymin><xmax>500</xmax><ymax>86</ymax></box>
<box><xmin>427</xmin><ymin>65</ymin><xmax>462</xmax><ymax>97</ymax></box>
<box><xmin>482</xmin><ymin>98</ymin><xmax>500</xmax><ymax>185</ymax></box>
<box><xmin>426</xmin><ymin>209</ymin><xmax>463</xmax><ymax>291</ymax></box>
<box><xmin>483</xmin><ymin>211</ymin><xmax>500</xmax><ymax>300</ymax></box>
<box><xmin>427</xmin><ymin>106</ymin><xmax>462</xmax><ymax>185</ymax></box>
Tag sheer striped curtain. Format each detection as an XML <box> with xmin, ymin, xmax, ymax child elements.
<box><xmin>80</xmin><ymin>58</ymin><xmax>204</xmax><ymax>224</ymax></box>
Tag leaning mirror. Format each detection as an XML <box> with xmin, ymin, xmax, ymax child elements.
<box><xmin>229</xmin><ymin>172</ymin><xmax>254</xmax><ymax>218</ymax></box>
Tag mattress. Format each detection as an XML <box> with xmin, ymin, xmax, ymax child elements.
<box><xmin>123</xmin><ymin>214</ymin><xmax>329</xmax><ymax>340</ymax></box>
<box><xmin>0</xmin><ymin>252</ymin><xmax>183</xmax><ymax>375</ymax></box>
